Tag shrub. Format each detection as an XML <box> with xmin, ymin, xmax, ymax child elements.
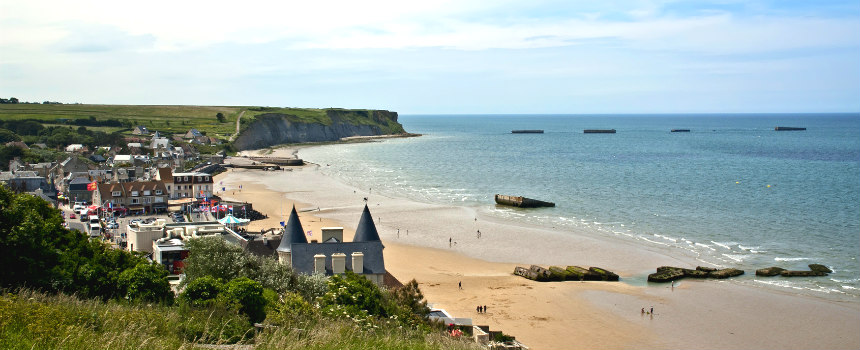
<box><xmin>117</xmin><ymin>263</ymin><xmax>173</xmax><ymax>304</ymax></box>
<box><xmin>181</xmin><ymin>275</ymin><xmax>224</xmax><ymax>307</ymax></box>
<box><xmin>221</xmin><ymin>277</ymin><xmax>267</xmax><ymax>324</ymax></box>
<box><xmin>320</xmin><ymin>271</ymin><xmax>384</xmax><ymax>318</ymax></box>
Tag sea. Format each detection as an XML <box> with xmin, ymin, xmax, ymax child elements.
<box><xmin>299</xmin><ymin>114</ymin><xmax>860</xmax><ymax>301</ymax></box>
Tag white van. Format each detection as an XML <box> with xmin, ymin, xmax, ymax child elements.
<box><xmin>89</xmin><ymin>215</ymin><xmax>100</xmax><ymax>224</ymax></box>
<box><xmin>88</xmin><ymin>223</ymin><xmax>101</xmax><ymax>238</ymax></box>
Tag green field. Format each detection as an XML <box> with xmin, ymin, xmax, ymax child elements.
<box><xmin>0</xmin><ymin>104</ymin><xmax>400</xmax><ymax>140</ymax></box>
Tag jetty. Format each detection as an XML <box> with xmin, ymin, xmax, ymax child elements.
<box><xmin>583</xmin><ymin>129</ymin><xmax>616</xmax><ymax>134</ymax></box>
<box><xmin>775</xmin><ymin>126</ymin><xmax>806</xmax><ymax>131</ymax></box>
<box><xmin>671</xmin><ymin>129</ymin><xmax>690</xmax><ymax>132</ymax></box>
<box><xmin>494</xmin><ymin>194</ymin><xmax>555</xmax><ymax>208</ymax></box>
<box><xmin>247</xmin><ymin>157</ymin><xmax>304</xmax><ymax>166</ymax></box>
<box><xmin>511</xmin><ymin>130</ymin><xmax>544</xmax><ymax>134</ymax></box>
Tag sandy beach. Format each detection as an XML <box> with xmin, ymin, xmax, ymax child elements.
<box><xmin>217</xmin><ymin>147</ymin><xmax>860</xmax><ymax>350</ymax></box>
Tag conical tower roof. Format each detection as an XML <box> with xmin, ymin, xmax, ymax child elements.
<box><xmin>353</xmin><ymin>204</ymin><xmax>381</xmax><ymax>242</ymax></box>
<box><xmin>277</xmin><ymin>206</ymin><xmax>307</xmax><ymax>252</ymax></box>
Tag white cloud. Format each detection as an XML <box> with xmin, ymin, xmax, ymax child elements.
<box><xmin>3</xmin><ymin>0</ymin><xmax>857</xmax><ymax>54</ymax></box>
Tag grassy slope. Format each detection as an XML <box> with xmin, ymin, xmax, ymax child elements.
<box><xmin>0</xmin><ymin>290</ymin><xmax>477</xmax><ymax>350</ymax></box>
<box><xmin>0</xmin><ymin>104</ymin><xmax>403</xmax><ymax>140</ymax></box>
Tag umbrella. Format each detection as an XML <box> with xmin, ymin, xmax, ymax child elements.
<box><xmin>219</xmin><ymin>214</ymin><xmax>242</xmax><ymax>225</ymax></box>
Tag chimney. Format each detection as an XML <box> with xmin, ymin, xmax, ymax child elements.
<box><xmin>314</xmin><ymin>254</ymin><xmax>326</xmax><ymax>274</ymax></box>
<box><xmin>322</xmin><ymin>227</ymin><xmax>343</xmax><ymax>242</ymax></box>
<box><xmin>351</xmin><ymin>252</ymin><xmax>364</xmax><ymax>274</ymax></box>
<box><xmin>277</xmin><ymin>250</ymin><xmax>292</xmax><ymax>266</ymax></box>
<box><xmin>332</xmin><ymin>253</ymin><xmax>346</xmax><ymax>274</ymax></box>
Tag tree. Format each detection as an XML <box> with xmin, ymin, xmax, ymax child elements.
<box><xmin>0</xmin><ymin>128</ymin><xmax>20</xmax><ymax>143</ymax></box>
<box><xmin>216</xmin><ymin>113</ymin><xmax>226</xmax><ymax>123</ymax></box>
<box><xmin>0</xmin><ymin>184</ymin><xmax>154</xmax><ymax>301</ymax></box>
<box><xmin>0</xmin><ymin>183</ymin><xmax>71</xmax><ymax>290</ymax></box>
<box><xmin>182</xmin><ymin>236</ymin><xmax>298</xmax><ymax>293</ymax></box>
<box><xmin>118</xmin><ymin>263</ymin><xmax>173</xmax><ymax>304</ymax></box>
<box><xmin>0</xmin><ymin>146</ymin><xmax>26</xmax><ymax>171</ymax></box>
<box><xmin>181</xmin><ymin>237</ymin><xmax>256</xmax><ymax>285</ymax></box>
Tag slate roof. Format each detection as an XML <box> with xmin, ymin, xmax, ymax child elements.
<box><xmin>277</xmin><ymin>206</ymin><xmax>308</xmax><ymax>252</ymax></box>
<box><xmin>353</xmin><ymin>204</ymin><xmax>382</xmax><ymax>242</ymax></box>
<box><xmin>68</xmin><ymin>177</ymin><xmax>92</xmax><ymax>191</ymax></box>
<box><xmin>89</xmin><ymin>154</ymin><xmax>106</xmax><ymax>162</ymax></box>
<box><xmin>290</xmin><ymin>241</ymin><xmax>385</xmax><ymax>275</ymax></box>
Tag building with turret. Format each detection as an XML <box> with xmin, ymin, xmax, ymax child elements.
<box><xmin>277</xmin><ymin>205</ymin><xmax>386</xmax><ymax>286</ymax></box>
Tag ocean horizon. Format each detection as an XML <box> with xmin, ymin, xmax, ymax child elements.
<box><xmin>300</xmin><ymin>113</ymin><xmax>860</xmax><ymax>301</ymax></box>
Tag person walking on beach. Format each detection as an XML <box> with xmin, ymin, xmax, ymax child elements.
<box><xmin>458</xmin><ymin>281</ymin><xmax>462</xmax><ymax>290</ymax></box>
<box><xmin>483</xmin><ymin>305</ymin><xmax>487</xmax><ymax>314</ymax></box>
<box><xmin>477</xmin><ymin>229</ymin><xmax>481</xmax><ymax>239</ymax></box>
<box><xmin>449</xmin><ymin>237</ymin><xmax>452</xmax><ymax>247</ymax></box>
<box><xmin>397</xmin><ymin>228</ymin><xmax>400</xmax><ymax>238</ymax></box>
<box><xmin>650</xmin><ymin>307</ymin><xmax>654</xmax><ymax>314</ymax></box>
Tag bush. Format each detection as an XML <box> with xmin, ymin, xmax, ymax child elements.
<box><xmin>293</xmin><ymin>272</ymin><xmax>329</xmax><ymax>302</ymax></box>
<box><xmin>181</xmin><ymin>275</ymin><xmax>224</xmax><ymax>307</ymax></box>
<box><xmin>221</xmin><ymin>277</ymin><xmax>267</xmax><ymax>324</ymax></box>
<box><xmin>320</xmin><ymin>271</ymin><xmax>384</xmax><ymax>318</ymax></box>
<box><xmin>118</xmin><ymin>263</ymin><xmax>173</xmax><ymax>304</ymax></box>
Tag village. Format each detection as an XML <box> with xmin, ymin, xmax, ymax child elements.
<box><xmin>1</xmin><ymin>124</ymin><xmax>525</xmax><ymax>349</ymax></box>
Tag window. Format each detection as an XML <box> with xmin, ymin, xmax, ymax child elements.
<box><xmin>112</xmin><ymin>191</ymin><xmax>121</xmax><ymax>197</ymax></box>
<box><xmin>184</xmin><ymin>176</ymin><xmax>188</xmax><ymax>181</ymax></box>
<box><xmin>144</xmin><ymin>198</ymin><xmax>151</xmax><ymax>204</ymax></box>
<box><xmin>204</xmin><ymin>176</ymin><xmax>209</xmax><ymax>181</ymax></box>
<box><xmin>155</xmin><ymin>190</ymin><xmax>163</xmax><ymax>195</ymax></box>
<box><xmin>143</xmin><ymin>190</ymin><xmax>151</xmax><ymax>196</ymax></box>
<box><xmin>131</xmin><ymin>191</ymin><xmax>139</xmax><ymax>197</ymax></box>
<box><xmin>167</xmin><ymin>185</ymin><xmax>171</xmax><ymax>191</ymax></box>
<box><xmin>130</xmin><ymin>198</ymin><xmax>140</xmax><ymax>204</ymax></box>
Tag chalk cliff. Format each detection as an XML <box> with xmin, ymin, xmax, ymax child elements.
<box><xmin>233</xmin><ymin>109</ymin><xmax>406</xmax><ymax>151</ymax></box>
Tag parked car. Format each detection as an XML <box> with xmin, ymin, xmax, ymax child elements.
<box><xmin>69</xmin><ymin>213</ymin><xmax>76</xmax><ymax>219</ymax></box>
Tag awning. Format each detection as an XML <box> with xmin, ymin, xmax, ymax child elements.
<box><xmin>153</xmin><ymin>203</ymin><xmax>168</xmax><ymax>208</ymax></box>
<box><xmin>168</xmin><ymin>198</ymin><xmax>198</xmax><ymax>205</ymax></box>
<box><xmin>128</xmin><ymin>205</ymin><xmax>144</xmax><ymax>210</ymax></box>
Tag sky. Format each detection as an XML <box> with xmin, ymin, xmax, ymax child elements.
<box><xmin>1</xmin><ymin>0</ymin><xmax>859</xmax><ymax>114</ymax></box>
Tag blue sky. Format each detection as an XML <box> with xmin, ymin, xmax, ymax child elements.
<box><xmin>1</xmin><ymin>0</ymin><xmax>858</xmax><ymax>114</ymax></box>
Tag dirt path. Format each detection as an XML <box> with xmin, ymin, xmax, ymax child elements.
<box><xmin>229</xmin><ymin>110</ymin><xmax>245</xmax><ymax>141</ymax></box>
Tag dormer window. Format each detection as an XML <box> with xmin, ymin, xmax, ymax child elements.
<box><xmin>204</xmin><ymin>176</ymin><xmax>209</xmax><ymax>181</ymax></box>
<box><xmin>112</xmin><ymin>191</ymin><xmax>121</xmax><ymax>197</ymax></box>
<box><xmin>155</xmin><ymin>190</ymin><xmax>163</xmax><ymax>195</ymax></box>
<box><xmin>143</xmin><ymin>190</ymin><xmax>151</xmax><ymax>196</ymax></box>
<box><xmin>131</xmin><ymin>191</ymin><xmax>139</xmax><ymax>197</ymax></box>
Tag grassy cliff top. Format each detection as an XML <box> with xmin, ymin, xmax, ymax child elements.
<box><xmin>0</xmin><ymin>104</ymin><xmax>400</xmax><ymax>139</ymax></box>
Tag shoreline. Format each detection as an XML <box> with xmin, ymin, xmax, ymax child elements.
<box><xmin>217</xmin><ymin>147</ymin><xmax>860</xmax><ymax>350</ymax></box>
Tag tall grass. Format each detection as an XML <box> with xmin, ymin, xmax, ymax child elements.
<box><xmin>0</xmin><ymin>290</ymin><xmax>479</xmax><ymax>350</ymax></box>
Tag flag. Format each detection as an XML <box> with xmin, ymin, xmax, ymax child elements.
<box><xmin>306</xmin><ymin>230</ymin><xmax>312</xmax><ymax>236</ymax></box>
<box><xmin>228</xmin><ymin>205</ymin><xmax>233</xmax><ymax>211</ymax></box>
<box><xmin>87</xmin><ymin>181</ymin><xmax>97</xmax><ymax>191</ymax></box>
